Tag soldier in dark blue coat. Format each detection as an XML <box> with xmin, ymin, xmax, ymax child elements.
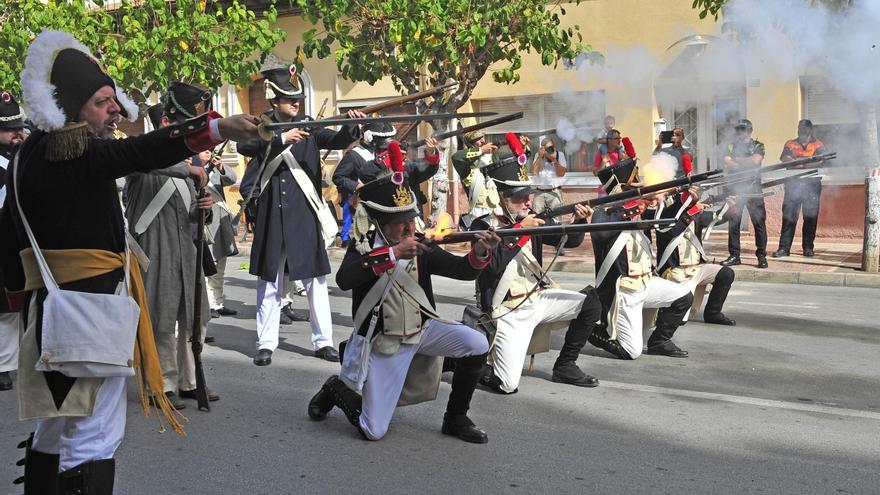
<box><xmin>237</xmin><ymin>65</ymin><xmax>364</xmax><ymax>366</ymax></box>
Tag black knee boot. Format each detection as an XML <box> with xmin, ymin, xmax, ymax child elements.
<box><xmin>325</xmin><ymin>375</ymin><xmax>363</xmax><ymax>431</ymax></box>
<box><xmin>442</xmin><ymin>353</ymin><xmax>489</xmax><ymax>444</ymax></box>
<box><xmin>58</xmin><ymin>459</ymin><xmax>115</xmax><ymax>495</ymax></box>
<box><xmin>587</xmin><ymin>326</ymin><xmax>634</xmax><ymax>360</ymax></box>
<box><xmin>704</xmin><ymin>266</ymin><xmax>736</xmax><ymax>326</ymax></box>
<box><xmin>646</xmin><ymin>292</ymin><xmax>693</xmax><ymax>358</ymax></box>
<box><xmin>308</xmin><ymin>376</ymin><xmax>337</xmax><ymax>421</ymax></box>
<box><xmin>552</xmin><ymin>294</ymin><xmax>601</xmax><ymax>387</ymax></box>
<box><xmin>13</xmin><ymin>433</ymin><xmax>60</xmax><ymax>495</ymax></box>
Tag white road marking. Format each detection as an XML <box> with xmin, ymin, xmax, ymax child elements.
<box><xmin>602</xmin><ymin>380</ymin><xmax>880</xmax><ymax>421</ymax></box>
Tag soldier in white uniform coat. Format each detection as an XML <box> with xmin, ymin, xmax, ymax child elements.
<box><xmin>125</xmin><ymin>88</ymin><xmax>219</xmax><ymax>410</ymax></box>
<box><xmin>0</xmin><ymin>91</ymin><xmax>27</xmax><ymax>392</ymax></box>
<box><xmin>237</xmin><ymin>65</ymin><xmax>364</xmax><ymax>366</ymax></box>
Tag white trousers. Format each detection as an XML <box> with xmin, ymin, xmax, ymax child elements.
<box><xmin>672</xmin><ymin>264</ymin><xmax>723</xmax><ymax>322</ymax></box>
<box><xmin>256</xmin><ymin>254</ymin><xmax>333</xmax><ymax>351</ymax></box>
<box><xmin>0</xmin><ymin>312</ymin><xmax>20</xmax><ymax>373</ymax></box>
<box><xmin>491</xmin><ymin>289</ymin><xmax>586</xmax><ymax>393</ymax></box>
<box><xmin>32</xmin><ymin>376</ymin><xmax>126</xmax><ymax>471</ymax></box>
<box><xmin>360</xmin><ymin>319</ymin><xmax>488</xmax><ymax>441</ymax></box>
<box><xmin>206</xmin><ymin>256</ymin><xmax>228</xmax><ymax>310</ymax></box>
<box><xmin>613</xmin><ymin>277</ymin><xmax>690</xmax><ymax>359</ymax></box>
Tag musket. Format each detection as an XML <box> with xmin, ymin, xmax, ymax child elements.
<box><xmin>701</xmin><ymin>170</ymin><xmax>819</xmax><ymax>206</ymax></box>
<box><xmin>256</xmin><ymin>112</ymin><xmax>496</xmax><ymax>141</ymax></box>
<box><xmin>189</xmin><ymin>143</ymin><xmax>229</xmax><ymax>410</ymax></box>
<box><xmin>325</xmin><ymin>82</ymin><xmax>456</xmax><ymax>120</ymax></box>
<box><xmin>539</xmin><ymin>153</ymin><xmax>836</xmax><ymax>219</ymax></box>
<box><xmin>423</xmin><ymin>219</ymin><xmax>677</xmax><ymax>245</ymax></box>
<box><xmin>408</xmin><ymin>112</ymin><xmax>524</xmax><ymax>149</ymax></box>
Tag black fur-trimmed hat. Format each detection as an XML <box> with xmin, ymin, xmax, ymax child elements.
<box><xmin>161</xmin><ymin>81</ymin><xmax>212</xmax><ymax>122</ymax></box>
<box><xmin>0</xmin><ymin>92</ymin><xmax>26</xmax><ymax>130</ymax></box>
<box><xmin>262</xmin><ymin>65</ymin><xmax>306</xmax><ymax>100</ymax></box>
<box><xmin>362</xmin><ymin>121</ymin><xmax>396</xmax><ymax>149</ymax></box>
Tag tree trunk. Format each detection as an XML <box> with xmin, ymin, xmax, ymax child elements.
<box><xmin>429</xmin><ymin>118</ymin><xmax>457</xmax><ymax>223</ymax></box>
<box><xmin>861</xmin><ymin>102</ymin><xmax>880</xmax><ymax>272</ymax></box>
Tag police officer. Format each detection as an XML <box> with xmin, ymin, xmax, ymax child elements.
<box><xmin>721</xmin><ymin>119</ymin><xmax>768</xmax><ymax>268</ymax></box>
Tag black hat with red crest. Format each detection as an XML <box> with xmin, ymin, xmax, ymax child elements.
<box><xmin>357</xmin><ymin>141</ymin><xmax>420</xmax><ymax>224</ymax></box>
<box><xmin>481</xmin><ymin>132</ymin><xmax>536</xmax><ymax>198</ymax></box>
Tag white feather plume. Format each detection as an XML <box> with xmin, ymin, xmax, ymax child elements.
<box><xmin>116</xmin><ymin>90</ymin><xmax>139</xmax><ymax>122</ymax></box>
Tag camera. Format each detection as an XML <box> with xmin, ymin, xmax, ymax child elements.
<box><xmin>659</xmin><ymin>130</ymin><xmax>674</xmax><ymax>145</ymax></box>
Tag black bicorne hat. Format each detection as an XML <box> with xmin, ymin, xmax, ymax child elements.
<box><xmin>357</xmin><ymin>141</ymin><xmax>419</xmax><ymax>224</ymax></box>
<box><xmin>0</xmin><ymin>92</ymin><xmax>26</xmax><ymax>130</ymax></box>
<box><xmin>597</xmin><ymin>157</ymin><xmax>639</xmax><ymax>194</ymax></box>
<box><xmin>162</xmin><ymin>81</ymin><xmax>212</xmax><ymax>122</ymax></box>
<box><xmin>146</xmin><ymin>103</ymin><xmax>165</xmax><ymax>129</ymax></box>
<box><xmin>262</xmin><ymin>65</ymin><xmax>306</xmax><ymax>100</ymax></box>
<box><xmin>481</xmin><ymin>152</ymin><xmax>536</xmax><ymax>198</ymax></box>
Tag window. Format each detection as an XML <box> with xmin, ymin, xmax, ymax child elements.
<box><xmin>801</xmin><ymin>76</ymin><xmax>863</xmax><ymax>183</ymax></box>
<box><xmin>474</xmin><ymin>91</ymin><xmax>606</xmax><ymax>173</ymax></box>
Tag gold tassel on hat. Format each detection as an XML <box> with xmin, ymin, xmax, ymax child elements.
<box><xmin>45</xmin><ymin>122</ymin><xmax>91</xmax><ymax>162</ymax></box>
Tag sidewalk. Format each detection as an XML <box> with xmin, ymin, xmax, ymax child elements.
<box><xmin>234</xmin><ymin>231</ymin><xmax>880</xmax><ymax>288</ymax></box>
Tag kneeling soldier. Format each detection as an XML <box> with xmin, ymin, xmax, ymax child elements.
<box><xmin>308</xmin><ymin>142</ymin><xmax>500</xmax><ymax>443</ymax></box>
<box><xmin>471</xmin><ymin>143</ymin><xmax>603</xmax><ymax>395</ymax></box>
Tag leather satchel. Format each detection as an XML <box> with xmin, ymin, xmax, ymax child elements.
<box><xmin>461</xmin><ymin>305</ymin><xmax>496</xmax><ymax>342</ymax></box>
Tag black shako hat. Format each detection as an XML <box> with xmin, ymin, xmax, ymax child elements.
<box><xmin>162</xmin><ymin>81</ymin><xmax>212</xmax><ymax>122</ymax></box>
<box><xmin>262</xmin><ymin>65</ymin><xmax>306</xmax><ymax>100</ymax></box>
<box><xmin>357</xmin><ymin>141</ymin><xmax>420</xmax><ymax>224</ymax></box>
<box><xmin>0</xmin><ymin>92</ymin><xmax>26</xmax><ymax>130</ymax></box>
<box><xmin>481</xmin><ymin>153</ymin><xmax>536</xmax><ymax>199</ymax></box>
<box><xmin>147</xmin><ymin>103</ymin><xmax>165</xmax><ymax>129</ymax></box>
<box><xmin>597</xmin><ymin>157</ymin><xmax>639</xmax><ymax>194</ymax></box>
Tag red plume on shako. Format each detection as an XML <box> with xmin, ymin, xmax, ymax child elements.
<box><xmin>506</xmin><ymin>132</ymin><xmax>527</xmax><ymax>165</ymax></box>
<box><xmin>387</xmin><ymin>141</ymin><xmax>406</xmax><ymax>184</ymax></box>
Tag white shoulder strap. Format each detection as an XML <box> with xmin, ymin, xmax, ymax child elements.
<box><xmin>279</xmin><ymin>148</ymin><xmax>338</xmax><ymax>247</ymax></box>
<box><xmin>594</xmin><ymin>233</ymin><xmax>630</xmax><ymax>288</ymax></box>
<box><xmin>132</xmin><ymin>178</ymin><xmax>176</xmax><ymax>235</ymax></box>
<box><xmin>352</xmin><ymin>146</ymin><xmax>375</xmax><ymax>162</ymax></box>
<box><xmin>12</xmin><ymin>153</ymin><xmax>130</xmax><ymax>293</ymax></box>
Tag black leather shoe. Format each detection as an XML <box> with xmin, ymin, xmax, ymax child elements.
<box><xmin>704</xmin><ymin>312</ymin><xmax>736</xmax><ymax>326</ymax></box>
<box><xmin>803</xmin><ymin>248</ymin><xmax>815</xmax><ymax>257</ymax></box>
<box><xmin>179</xmin><ymin>388</ymin><xmax>220</xmax><ymax>402</ymax></box>
<box><xmin>772</xmin><ymin>249</ymin><xmax>789</xmax><ymax>258</ymax></box>
<box><xmin>0</xmin><ymin>371</ymin><xmax>12</xmax><ymax>391</ymax></box>
<box><xmin>253</xmin><ymin>349</ymin><xmax>273</xmax><ymax>366</ymax></box>
<box><xmin>308</xmin><ymin>377</ymin><xmax>336</xmax><ymax>420</ymax></box>
<box><xmin>645</xmin><ymin>341</ymin><xmax>689</xmax><ymax>358</ymax></box>
<box><xmin>478</xmin><ymin>369</ymin><xmax>516</xmax><ymax>394</ymax></box>
<box><xmin>551</xmin><ymin>362</ymin><xmax>599</xmax><ymax>388</ymax></box>
<box><xmin>150</xmin><ymin>391</ymin><xmax>186</xmax><ymax>410</ymax></box>
<box><xmin>721</xmin><ymin>255</ymin><xmax>741</xmax><ymax>267</ymax></box>
<box><xmin>757</xmin><ymin>256</ymin><xmax>768</xmax><ymax>269</ymax></box>
<box><xmin>279</xmin><ymin>312</ymin><xmax>293</xmax><ymax>325</ymax></box>
<box><xmin>441</xmin><ymin>414</ymin><xmax>488</xmax><ymax>444</ymax></box>
<box><xmin>217</xmin><ymin>306</ymin><xmax>237</xmax><ymax>316</ymax></box>
<box><xmin>210</xmin><ymin>309</ymin><xmax>220</xmax><ymax>319</ymax></box>
<box><xmin>282</xmin><ymin>304</ymin><xmax>310</xmax><ymax>322</ymax></box>
<box><xmin>315</xmin><ymin>346</ymin><xmax>340</xmax><ymax>362</ymax></box>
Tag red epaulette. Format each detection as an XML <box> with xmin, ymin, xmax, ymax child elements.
<box><xmin>362</xmin><ymin>246</ymin><xmax>395</xmax><ymax>275</ymax></box>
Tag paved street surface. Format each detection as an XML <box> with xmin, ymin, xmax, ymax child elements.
<box><xmin>2</xmin><ymin>255</ymin><xmax>879</xmax><ymax>494</ymax></box>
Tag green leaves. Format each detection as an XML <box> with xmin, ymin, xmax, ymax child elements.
<box><xmin>0</xmin><ymin>0</ymin><xmax>286</xmax><ymax>98</ymax></box>
<box><xmin>291</xmin><ymin>0</ymin><xmax>595</xmax><ymax>117</ymax></box>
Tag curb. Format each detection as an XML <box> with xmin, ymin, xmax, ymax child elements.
<box><xmin>237</xmin><ymin>247</ymin><xmax>880</xmax><ymax>289</ymax></box>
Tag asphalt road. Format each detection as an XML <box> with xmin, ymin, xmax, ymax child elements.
<box><xmin>2</xmin><ymin>256</ymin><xmax>879</xmax><ymax>494</ymax></box>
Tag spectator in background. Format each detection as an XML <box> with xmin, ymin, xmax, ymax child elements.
<box><xmin>595</xmin><ymin>115</ymin><xmax>616</xmax><ymax>154</ymax></box>
<box><xmin>593</xmin><ymin>129</ymin><xmax>636</xmax><ymax>195</ymax></box>
<box><xmin>531</xmin><ymin>137</ymin><xmax>568</xmax><ymax>254</ymax></box>
<box><xmin>653</xmin><ymin>127</ymin><xmax>693</xmax><ymax>178</ymax></box>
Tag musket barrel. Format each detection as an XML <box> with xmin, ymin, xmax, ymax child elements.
<box><xmin>429</xmin><ymin>219</ymin><xmax>676</xmax><ymax>245</ymax></box>
<box><xmin>410</xmin><ymin>112</ymin><xmax>524</xmax><ymax>148</ymax></box>
<box><xmin>326</xmin><ymin>82</ymin><xmax>456</xmax><ymax>119</ymax></box>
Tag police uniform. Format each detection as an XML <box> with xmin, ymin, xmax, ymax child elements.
<box><xmin>723</xmin><ymin>130</ymin><xmax>769</xmax><ymax>264</ymax></box>
<box><xmin>775</xmin><ymin>123</ymin><xmax>827</xmax><ymax>257</ymax></box>
<box><xmin>308</xmin><ymin>142</ymin><xmax>491</xmax><ymax>443</ymax></box>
